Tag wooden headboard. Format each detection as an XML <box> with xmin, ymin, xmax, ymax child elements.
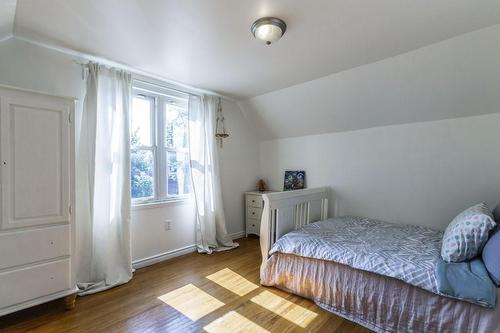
<box><xmin>259</xmin><ymin>187</ymin><xmax>329</xmax><ymax>274</ymax></box>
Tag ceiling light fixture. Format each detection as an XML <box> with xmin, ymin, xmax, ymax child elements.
<box><xmin>251</xmin><ymin>17</ymin><xmax>287</xmax><ymax>45</ymax></box>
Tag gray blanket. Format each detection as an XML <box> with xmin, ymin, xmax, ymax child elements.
<box><xmin>270</xmin><ymin>216</ymin><xmax>495</xmax><ymax>307</ymax></box>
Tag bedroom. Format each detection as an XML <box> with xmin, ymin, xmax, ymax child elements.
<box><xmin>0</xmin><ymin>0</ymin><xmax>499</xmax><ymax>332</ymax></box>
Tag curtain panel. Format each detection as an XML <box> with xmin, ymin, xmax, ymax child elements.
<box><xmin>188</xmin><ymin>95</ymin><xmax>238</xmax><ymax>254</ymax></box>
<box><xmin>76</xmin><ymin>63</ymin><xmax>133</xmax><ymax>295</ymax></box>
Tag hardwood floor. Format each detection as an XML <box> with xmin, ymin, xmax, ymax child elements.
<box><xmin>0</xmin><ymin>238</ymin><xmax>370</xmax><ymax>333</ymax></box>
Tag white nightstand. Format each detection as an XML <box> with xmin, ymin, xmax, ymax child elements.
<box><xmin>245</xmin><ymin>191</ymin><xmax>278</xmax><ymax>237</ymax></box>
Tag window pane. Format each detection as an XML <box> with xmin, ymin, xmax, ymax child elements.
<box><xmin>131</xmin><ymin>149</ymin><xmax>154</xmax><ymax>200</ymax></box>
<box><xmin>165</xmin><ymin>103</ymin><xmax>188</xmax><ymax>149</ymax></box>
<box><xmin>131</xmin><ymin>97</ymin><xmax>153</xmax><ymax>146</ymax></box>
<box><xmin>167</xmin><ymin>151</ymin><xmax>191</xmax><ymax>196</ymax></box>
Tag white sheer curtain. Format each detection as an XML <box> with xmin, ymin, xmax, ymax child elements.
<box><xmin>76</xmin><ymin>63</ymin><xmax>133</xmax><ymax>295</ymax></box>
<box><xmin>189</xmin><ymin>95</ymin><xmax>238</xmax><ymax>253</ymax></box>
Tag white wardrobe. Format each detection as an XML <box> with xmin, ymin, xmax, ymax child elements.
<box><xmin>0</xmin><ymin>85</ymin><xmax>76</xmax><ymax>316</ymax></box>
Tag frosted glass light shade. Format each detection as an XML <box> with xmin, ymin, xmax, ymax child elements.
<box><xmin>255</xmin><ymin>24</ymin><xmax>283</xmax><ymax>44</ymax></box>
<box><xmin>251</xmin><ymin>17</ymin><xmax>287</xmax><ymax>45</ymax></box>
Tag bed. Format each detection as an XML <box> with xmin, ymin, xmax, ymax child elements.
<box><xmin>259</xmin><ymin>188</ymin><xmax>500</xmax><ymax>333</ymax></box>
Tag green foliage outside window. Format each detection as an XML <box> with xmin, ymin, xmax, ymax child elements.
<box><xmin>131</xmin><ymin>130</ymin><xmax>153</xmax><ymax>199</ymax></box>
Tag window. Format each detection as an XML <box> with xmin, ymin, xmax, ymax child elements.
<box><xmin>130</xmin><ymin>82</ymin><xmax>191</xmax><ymax>203</ymax></box>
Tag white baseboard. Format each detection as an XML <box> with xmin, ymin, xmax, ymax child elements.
<box><xmin>230</xmin><ymin>231</ymin><xmax>246</xmax><ymax>240</ymax></box>
<box><xmin>132</xmin><ymin>231</ymin><xmax>247</xmax><ymax>270</ymax></box>
<box><xmin>132</xmin><ymin>244</ymin><xmax>196</xmax><ymax>269</ymax></box>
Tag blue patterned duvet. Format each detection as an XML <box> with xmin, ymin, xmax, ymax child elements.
<box><xmin>270</xmin><ymin>216</ymin><xmax>443</xmax><ymax>293</ymax></box>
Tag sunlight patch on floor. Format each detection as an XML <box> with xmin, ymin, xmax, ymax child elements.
<box><xmin>203</xmin><ymin>311</ymin><xmax>270</xmax><ymax>333</ymax></box>
<box><xmin>251</xmin><ymin>290</ymin><xmax>318</xmax><ymax>328</ymax></box>
<box><xmin>205</xmin><ymin>268</ymin><xmax>259</xmax><ymax>296</ymax></box>
<box><xmin>157</xmin><ymin>283</ymin><xmax>224</xmax><ymax>321</ymax></box>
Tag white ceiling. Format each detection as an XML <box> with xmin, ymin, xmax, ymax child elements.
<box><xmin>240</xmin><ymin>24</ymin><xmax>500</xmax><ymax>139</ymax></box>
<box><xmin>9</xmin><ymin>0</ymin><xmax>500</xmax><ymax>99</ymax></box>
<box><xmin>0</xmin><ymin>0</ymin><xmax>16</xmax><ymax>41</ymax></box>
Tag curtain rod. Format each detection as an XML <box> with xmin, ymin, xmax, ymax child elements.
<box><xmin>74</xmin><ymin>60</ymin><xmax>199</xmax><ymax>98</ymax></box>
<box><xmin>14</xmin><ymin>35</ymin><xmax>235</xmax><ymax>102</ymax></box>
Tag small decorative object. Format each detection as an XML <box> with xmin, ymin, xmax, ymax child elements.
<box><xmin>283</xmin><ymin>171</ymin><xmax>306</xmax><ymax>191</ymax></box>
<box><xmin>257</xmin><ymin>179</ymin><xmax>267</xmax><ymax>192</ymax></box>
<box><xmin>215</xmin><ymin>97</ymin><xmax>229</xmax><ymax>148</ymax></box>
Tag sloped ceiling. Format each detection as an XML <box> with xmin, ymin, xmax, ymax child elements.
<box><xmin>11</xmin><ymin>0</ymin><xmax>500</xmax><ymax>99</ymax></box>
<box><xmin>240</xmin><ymin>25</ymin><xmax>500</xmax><ymax>139</ymax></box>
<box><xmin>0</xmin><ymin>0</ymin><xmax>16</xmax><ymax>41</ymax></box>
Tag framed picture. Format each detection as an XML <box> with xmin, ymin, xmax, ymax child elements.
<box><xmin>283</xmin><ymin>170</ymin><xmax>306</xmax><ymax>191</ymax></box>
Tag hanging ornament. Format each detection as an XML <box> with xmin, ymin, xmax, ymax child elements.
<box><xmin>215</xmin><ymin>97</ymin><xmax>229</xmax><ymax>148</ymax></box>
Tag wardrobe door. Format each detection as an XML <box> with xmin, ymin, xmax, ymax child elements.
<box><xmin>0</xmin><ymin>91</ymin><xmax>71</xmax><ymax>229</ymax></box>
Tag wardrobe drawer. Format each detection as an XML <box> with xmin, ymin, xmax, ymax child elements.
<box><xmin>0</xmin><ymin>259</ymin><xmax>71</xmax><ymax>308</ymax></box>
<box><xmin>0</xmin><ymin>225</ymin><xmax>70</xmax><ymax>270</ymax></box>
<box><xmin>247</xmin><ymin>218</ymin><xmax>260</xmax><ymax>236</ymax></box>
<box><xmin>246</xmin><ymin>195</ymin><xmax>263</xmax><ymax>208</ymax></box>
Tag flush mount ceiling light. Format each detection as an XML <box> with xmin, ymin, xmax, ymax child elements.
<box><xmin>251</xmin><ymin>17</ymin><xmax>287</xmax><ymax>45</ymax></box>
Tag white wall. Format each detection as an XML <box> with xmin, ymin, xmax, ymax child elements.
<box><xmin>0</xmin><ymin>38</ymin><xmax>259</xmax><ymax>264</ymax></box>
<box><xmin>131</xmin><ymin>201</ymin><xmax>196</xmax><ymax>264</ymax></box>
<box><xmin>260</xmin><ymin>114</ymin><xmax>500</xmax><ymax>230</ymax></box>
<box><xmin>218</xmin><ymin>99</ymin><xmax>261</xmax><ymax>235</ymax></box>
<box><xmin>0</xmin><ymin>38</ymin><xmax>86</xmax><ymax>109</ymax></box>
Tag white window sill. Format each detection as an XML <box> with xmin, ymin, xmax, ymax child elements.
<box><xmin>132</xmin><ymin>197</ymin><xmax>194</xmax><ymax>211</ymax></box>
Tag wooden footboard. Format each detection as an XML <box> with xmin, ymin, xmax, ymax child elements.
<box><xmin>260</xmin><ymin>187</ymin><xmax>329</xmax><ymax>275</ymax></box>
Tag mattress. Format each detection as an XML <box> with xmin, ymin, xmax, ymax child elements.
<box><xmin>261</xmin><ymin>253</ymin><xmax>500</xmax><ymax>333</ymax></box>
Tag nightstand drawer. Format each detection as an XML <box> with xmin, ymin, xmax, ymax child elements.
<box><xmin>247</xmin><ymin>206</ymin><xmax>262</xmax><ymax>220</ymax></box>
<box><xmin>247</xmin><ymin>218</ymin><xmax>260</xmax><ymax>235</ymax></box>
<box><xmin>246</xmin><ymin>195</ymin><xmax>263</xmax><ymax>208</ymax></box>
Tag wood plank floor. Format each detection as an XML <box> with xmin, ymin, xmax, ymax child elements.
<box><xmin>0</xmin><ymin>238</ymin><xmax>371</xmax><ymax>333</ymax></box>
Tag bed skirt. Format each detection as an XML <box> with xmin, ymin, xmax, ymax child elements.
<box><xmin>261</xmin><ymin>253</ymin><xmax>500</xmax><ymax>333</ymax></box>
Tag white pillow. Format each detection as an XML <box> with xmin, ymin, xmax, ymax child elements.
<box><xmin>441</xmin><ymin>203</ymin><xmax>496</xmax><ymax>263</ymax></box>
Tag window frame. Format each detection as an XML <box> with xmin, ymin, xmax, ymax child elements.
<box><xmin>130</xmin><ymin>94</ymin><xmax>157</xmax><ymax>203</ymax></box>
<box><xmin>131</xmin><ymin>81</ymin><xmax>192</xmax><ymax>205</ymax></box>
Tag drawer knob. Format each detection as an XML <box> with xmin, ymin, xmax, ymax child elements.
<box><xmin>50</xmin><ymin>241</ymin><xmax>54</xmax><ymax>245</ymax></box>
<box><xmin>252</xmin><ymin>212</ymin><xmax>255</xmax><ymax>215</ymax></box>
<box><xmin>252</xmin><ymin>224</ymin><xmax>255</xmax><ymax>227</ymax></box>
